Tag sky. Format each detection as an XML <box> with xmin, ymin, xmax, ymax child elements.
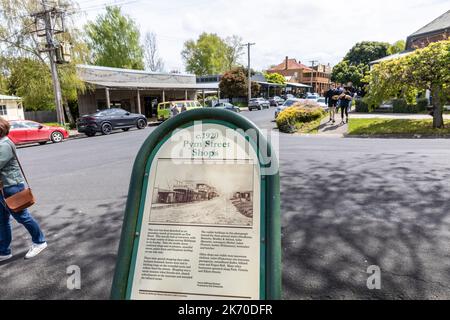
<box><xmin>74</xmin><ymin>0</ymin><xmax>450</xmax><ymax>72</ymax></box>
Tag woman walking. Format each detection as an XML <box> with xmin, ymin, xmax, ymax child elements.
<box><xmin>339</xmin><ymin>87</ymin><xmax>353</xmax><ymax>124</ymax></box>
<box><xmin>0</xmin><ymin>118</ymin><xmax>47</xmax><ymax>262</ymax></box>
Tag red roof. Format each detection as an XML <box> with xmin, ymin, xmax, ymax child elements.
<box><xmin>268</xmin><ymin>58</ymin><xmax>313</xmax><ymax>72</ymax></box>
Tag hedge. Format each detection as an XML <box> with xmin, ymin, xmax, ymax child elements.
<box><xmin>276</xmin><ymin>103</ymin><xmax>325</xmax><ymax>133</ymax></box>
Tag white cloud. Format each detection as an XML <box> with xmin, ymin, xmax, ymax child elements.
<box><xmin>77</xmin><ymin>0</ymin><xmax>450</xmax><ymax>72</ymax></box>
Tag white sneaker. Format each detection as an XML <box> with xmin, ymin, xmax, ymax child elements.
<box><xmin>0</xmin><ymin>254</ymin><xmax>12</xmax><ymax>262</ymax></box>
<box><xmin>25</xmin><ymin>242</ymin><xmax>47</xmax><ymax>259</ymax></box>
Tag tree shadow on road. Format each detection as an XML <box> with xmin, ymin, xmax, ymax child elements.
<box><xmin>0</xmin><ymin>196</ymin><xmax>127</xmax><ymax>300</ymax></box>
<box><xmin>280</xmin><ymin>152</ymin><xmax>450</xmax><ymax>299</ymax></box>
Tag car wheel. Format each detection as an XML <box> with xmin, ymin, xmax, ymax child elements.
<box><xmin>51</xmin><ymin>131</ymin><xmax>64</xmax><ymax>143</ymax></box>
<box><xmin>101</xmin><ymin>123</ymin><xmax>113</xmax><ymax>135</ymax></box>
<box><xmin>86</xmin><ymin>131</ymin><xmax>96</xmax><ymax>137</ymax></box>
<box><xmin>122</xmin><ymin>128</ymin><xmax>130</xmax><ymax>132</ymax></box>
<box><xmin>137</xmin><ymin>118</ymin><xmax>147</xmax><ymax>129</ymax></box>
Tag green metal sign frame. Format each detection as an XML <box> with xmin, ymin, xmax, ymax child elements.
<box><xmin>110</xmin><ymin>108</ymin><xmax>281</xmax><ymax>300</ymax></box>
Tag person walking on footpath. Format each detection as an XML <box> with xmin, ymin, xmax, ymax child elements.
<box><xmin>0</xmin><ymin>118</ymin><xmax>47</xmax><ymax>262</ymax></box>
<box><xmin>170</xmin><ymin>103</ymin><xmax>179</xmax><ymax>118</ymax></box>
<box><xmin>325</xmin><ymin>84</ymin><xmax>339</xmax><ymax>124</ymax></box>
<box><xmin>338</xmin><ymin>87</ymin><xmax>353</xmax><ymax>125</ymax></box>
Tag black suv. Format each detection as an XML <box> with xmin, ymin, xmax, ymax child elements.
<box><xmin>77</xmin><ymin>108</ymin><xmax>147</xmax><ymax>137</ymax></box>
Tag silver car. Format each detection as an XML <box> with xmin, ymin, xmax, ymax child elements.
<box><xmin>275</xmin><ymin>98</ymin><xmax>303</xmax><ymax>119</ymax></box>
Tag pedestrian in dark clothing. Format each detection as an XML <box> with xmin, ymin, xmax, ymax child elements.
<box><xmin>325</xmin><ymin>85</ymin><xmax>340</xmax><ymax>123</ymax></box>
<box><xmin>339</xmin><ymin>88</ymin><xmax>353</xmax><ymax>124</ymax></box>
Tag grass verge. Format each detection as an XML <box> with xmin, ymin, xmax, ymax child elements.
<box><xmin>348</xmin><ymin>118</ymin><xmax>450</xmax><ymax>136</ymax></box>
<box><xmin>296</xmin><ymin>115</ymin><xmax>327</xmax><ymax>134</ymax></box>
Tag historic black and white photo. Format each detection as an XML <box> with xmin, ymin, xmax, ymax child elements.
<box><xmin>149</xmin><ymin>160</ymin><xmax>254</xmax><ymax>226</ymax></box>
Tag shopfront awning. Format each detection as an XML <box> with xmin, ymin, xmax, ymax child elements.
<box><xmin>286</xmin><ymin>82</ymin><xmax>312</xmax><ymax>88</ymax></box>
<box><xmin>85</xmin><ymin>80</ymin><xmax>219</xmax><ymax>90</ymax></box>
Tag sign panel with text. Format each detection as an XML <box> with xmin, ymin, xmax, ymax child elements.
<box><xmin>111</xmin><ymin>109</ymin><xmax>280</xmax><ymax>300</ymax></box>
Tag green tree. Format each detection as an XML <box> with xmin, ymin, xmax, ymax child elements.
<box><xmin>219</xmin><ymin>67</ymin><xmax>260</xmax><ymax>98</ymax></box>
<box><xmin>387</xmin><ymin>40</ymin><xmax>406</xmax><ymax>55</ymax></box>
<box><xmin>332</xmin><ymin>41</ymin><xmax>391</xmax><ymax>87</ymax></box>
<box><xmin>224</xmin><ymin>35</ymin><xmax>244</xmax><ymax>71</ymax></box>
<box><xmin>182</xmin><ymin>33</ymin><xmax>230</xmax><ymax>76</ymax></box>
<box><xmin>331</xmin><ymin>60</ymin><xmax>368</xmax><ymax>87</ymax></box>
<box><xmin>0</xmin><ymin>0</ymin><xmax>86</xmax><ymax>122</ymax></box>
<box><xmin>264</xmin><ymin>72</ymin><xmax>286</xmax><ymax>85</ymax></box>
<box><xmin>7</xmin><ymin>58</ymin><xmax>54</xmax><ymax>110</ymax></box>
<box><xmin>366</xmin><ymin>40</ymin><xmax>450</xmax><ymax>128</ymax></box>
<box><xmin>85</xmin><ymin>6</ymin><xmax>144</xmax><ymax>70</ymax></box>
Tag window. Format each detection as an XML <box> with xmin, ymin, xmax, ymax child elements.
<box><xmin>0</xmin><ymin>105</ymin><xmax>7</xmax><ymax>116</ymax></box>
<box><xmin>24</xmin><ymin>121</ymin><xmax>41</xmax><ymax>128</ymax></box>
<box><xmin>10</xmin><ymin>122</ymin><xmax>28</xmax><ymax>129</ymax></box>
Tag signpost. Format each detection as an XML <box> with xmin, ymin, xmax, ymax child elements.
<box><xmin>111</xmin><ymin>108</ymin><xmax>280</xmax><ymax>300</ymax></box>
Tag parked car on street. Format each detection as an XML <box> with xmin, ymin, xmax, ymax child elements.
<box><xmin>316</xmin><ymin>97</ymin><xmax>328</xmax><ymax>110</ymax></box>
<box><xmin>77</xmin><ymin>108</ymin><xmax>147</xmax><ymax>137</ymax></box>
<box><xmin>8</xmin><ymin>120</ymin><xmax>69</xmax><ymax>145</ymax></box>
<box><xmin>248</xmin><ymin>98</ymin><xmax>270</xmax><ymax>111</ymax></box>
<box><xmin>213</xmin><ymin>102</ymin><xmax>241</xmax><ymax>113</ymax></box>
<box><xmin>274</xmin><ymin>98</ymin><xmax>304</xmax><ymax>119</ymax></box>
<box><xmin>157</xmin><ymin>100</ymin><xmax>202</xmax><ymax>121</ymax></box>
<box><xmin>269</xmin><ymin>96</ymin><xmax>285</xmax><ymax>107</ymax></box>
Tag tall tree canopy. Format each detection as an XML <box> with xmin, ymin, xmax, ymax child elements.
<box><xmin>182</xmin><ymin>33</ymin><xmax>228</xmax><ymax>76</ymax></box>
<box><xmin>344</xmin><ymin>41</ymin><xmax>390</xmax><ymax>65</ymax></box>
<box><xmin>143</xmin><ymin>31</ymin><xmax>164</xmax><ymax>72</ymax></box>
<box><xmin>219</xmin><ymin>67</ymin><xmax>260</xmax><ymax>98</ymax></box>
<box><xmin>387</xmin><ymin>40</ymin><xmax>406</xmax><ymax>55</ymax></box>
<box><xmin>264</xmin><ymin>72</ymin><xmax>286</xmax><ymax>85</ymax></box>
<box><xmin>85</xmin><ymin>6</ymin><xmax>144</xmax><ymax>70</ymax></box>
<box><xmin>365</xmin><ymin>40</ymin><xmax>450</xmax><ymax>128</ymax></box>
<box><xmin>332</xmin><ymin>41</ymin><xmax>392</xmax><ymax>87</ymax></box>
<box><xmin>0</xmin><ymin>0</ymin><xmax>87</xmax><ymax>119</ymax></box>
<box><xmin>224</xmin><ymin>35</ymin><xmax>244</xmax><ymax>71</ymax></box>
<box><xmin>182</xmin><ymin>33</ymin><xmax>244</xmax><ymax>76</ymax></box>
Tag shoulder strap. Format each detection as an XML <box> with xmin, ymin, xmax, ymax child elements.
<box><xmin>5</xmin><ymin>139</ymin><xmax>30</xmax><ymax>187</ymax></box>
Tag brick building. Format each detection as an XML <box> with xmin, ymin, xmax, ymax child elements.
<box><xmin>406</xmin><ymin>10</ymin><xmax>450</xmax><ymax>50</ymax></box>
<box><xmin>266</xmin><ymin>57</ymin><xmax>331</xmax><ymax>96</ymax></box>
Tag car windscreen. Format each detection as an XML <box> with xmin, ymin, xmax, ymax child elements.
<box><xmin>94</xmin><ymin>109</ymin><xmax>113</xmax><ymax>116</ymax></box>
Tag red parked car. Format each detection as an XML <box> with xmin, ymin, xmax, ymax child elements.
<box><xmin>8</xmin><ymin>120</ymin><xmax>69</xmax><ymax>146</ymax></box>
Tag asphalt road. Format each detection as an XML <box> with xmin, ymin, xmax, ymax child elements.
<box><xmin>1</xmin><ymin>108</ymin><xmax>449</xmax><ymax>300</ymax></box>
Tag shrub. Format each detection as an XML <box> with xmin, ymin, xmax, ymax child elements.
<box><xmin>276</xmin><ymin>102</ymin><xmax>325</xmax><ymax>133</ymax></box>
<box><xmin>355</xmin><ymin>98</ymin><xmax>369</xmax><ymax>113</ymax></box>
<box><xmin>392</xmin><ymin>99</ymin><xmax>408</xmax><ymax>112</ymax></box>
<box><xmin>392</xmin><ymin>98</ymin><xmax>420</xmax><ymax>113</ymax></box>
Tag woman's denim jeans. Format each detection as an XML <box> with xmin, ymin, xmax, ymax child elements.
<box><xmin>0</xmin><ymin>183</ymin><xmax>45</xmax><ymax>256</ymax></box>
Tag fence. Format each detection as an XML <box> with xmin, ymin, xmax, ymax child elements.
<box><xmin>24</xmin><ymin>111</ymin><xmax>57</xmax><ymax>123</ymax></box>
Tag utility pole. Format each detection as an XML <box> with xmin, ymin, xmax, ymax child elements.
<box><xmin>309</xmin><ymin>60</ymin><xmax>318</xmax><ymax>93</ymax></box>
<box><xmin>31</xmin><ymin>0</ymin><xmax>67</xmax><ymax>125</ymax></box>
<box><xmin>242</xmin><ymin>43</ymin><xmax>255</xmax><ymax>102</ymax></box>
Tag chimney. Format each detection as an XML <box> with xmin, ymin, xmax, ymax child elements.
<box><xmin>285</xmin><ymin>56</ymin><xmax>288</xmax><ymax>70</ymax></box>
